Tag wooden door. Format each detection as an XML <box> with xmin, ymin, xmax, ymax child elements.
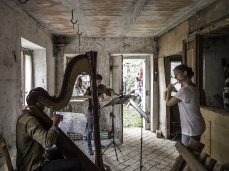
<box><xmin>110</xmin><ymin>55</ymin><xmax>123</xmax><ymax>142</ymax></box>
<box><xmin>158</xmin><ymin>57</ymin><xmax>170</xmax><ymax>138</ymax></box>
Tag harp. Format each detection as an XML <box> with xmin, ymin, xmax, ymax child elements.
<box><xmin>26</xmin><ymin>51</ymin><xmax>110</xmax><ymax>171</ymax></box>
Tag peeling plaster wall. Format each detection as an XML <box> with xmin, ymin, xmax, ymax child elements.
<box><xmin>157</xmin><ymin>21</ymin><xmax>189</xmax><ymax>138</ymax></box>
<box><xmin>0</xmin><ymin>0</ymin><xmax>54</xmax><ymax>169</ymax></box>
<box><xmin>158</xmin><ymin>21</ymin><xmax>189</xmax><ymax>58</ymax></box>
<box><xmin>55</xmin><ymin>37</ymin><xmax>155</xmax><ymax>131</ymax></box>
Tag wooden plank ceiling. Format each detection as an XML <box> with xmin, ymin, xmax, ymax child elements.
<box><xmin>14</xmin><ymin>0</ymin><xmax>218</xmax><ymax>38</ymax></box>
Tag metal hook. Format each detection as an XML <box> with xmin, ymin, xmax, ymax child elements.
<box><xmin>71</xmin><ymin>10</ymin><xmax>77</xmax><ymax>24</ymax></box>
<box><xmin>77</xmin><ymin>24</ymin><xmax>82</xmax><ymax>36</ymax></box>
<box><xmin>77</xmin><ymin>24</ymin><xmax>82</xmax><ymax>54</ymax></box>
<box><xmin>19</xmin><ymin>0</ymin><xmax>29</xmax><ymax>4</ymax></box>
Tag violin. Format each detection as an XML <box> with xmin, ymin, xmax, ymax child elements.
<box><xmin>97</xmin><ymin>84</ymin><xmax>118</xmax><ymax>96</ymax></box>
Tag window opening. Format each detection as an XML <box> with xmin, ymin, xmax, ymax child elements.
<box><xmin>203</xmin><ymin>35</ymin><xmax>229</xmax><ymax>109</ymax></box>
<box><xmin>21</xmin><ymin>50</ymin><xmax>33</xmax><ymax>109</ymax></box>
<box><xmin>66</xmin><ymin>56</ymin><xmax>89</xmax><ymax>100</ymax></box>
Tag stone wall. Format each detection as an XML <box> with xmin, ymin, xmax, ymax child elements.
<box><xmin>0</xmin><ymin>0</ymin><xmax>54</xmax><ymax>169</ymax></box>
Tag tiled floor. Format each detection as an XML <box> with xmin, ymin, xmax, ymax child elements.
<box><xmin>75</xmin><ymin>128</ymin><xmax>180</xmax><ymax>171</ymax></box>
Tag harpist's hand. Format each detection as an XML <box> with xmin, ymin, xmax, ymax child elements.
<box><xmin>52</xmin><ymin>113</ymin><xmax>63</xmax><ymax>127</ymax></box>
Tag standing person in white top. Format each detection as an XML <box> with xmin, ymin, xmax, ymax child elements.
<box><xmin>166</xmin><ymin>64</ymin><xmax>206</xmax><ymax>146</ymax></box>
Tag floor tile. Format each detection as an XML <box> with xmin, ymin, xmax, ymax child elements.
<box><xmin>74</xmin><ymin>128</ymin><xmax>179</xmax><ymax>171</ymax></box>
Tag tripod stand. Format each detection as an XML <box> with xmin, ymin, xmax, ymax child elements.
<box><xmin>100</xmin><ymin>95</ymin><xmax>132</xmax><ymax>161</ymax></box>
<box><xmin>102</xmin><ymin>113</ymin><xmax>121</xmax><ymax>161</ymax></box>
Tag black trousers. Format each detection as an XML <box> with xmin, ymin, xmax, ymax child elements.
<box><xmin>34</xmin><ymin>147</ymin><xmax>81</xmax><ymax>171</ymax></box>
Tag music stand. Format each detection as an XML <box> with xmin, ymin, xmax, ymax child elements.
<box><xmin>101</xmin><ymin>95</ymin><xmax>132</xmax><ymax>161</ymax></box>
<box><xmin>100</xmin><ymin>94</ymin><xmax>132</xmax><ymax>110</ymax></box>
<box><xmin>128</xmin><ymin>98</ymin><xmax>149</xmax><ymax>171</ymax></box>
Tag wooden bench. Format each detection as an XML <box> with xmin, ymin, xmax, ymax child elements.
<box><xmin>171</xmin><ymin>139</ymin><xmax>229</xmax><ymax>171</ymax></box>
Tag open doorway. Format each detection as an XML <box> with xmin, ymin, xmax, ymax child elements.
<box><xmin>110</xmin><ymin>53</ymin><xmax>151</xmax><ymax>142</ymax></box>
<box><xmin>170</xmin><ymin>56</ymin><xmax>182</xmax><ymax>140</ymax></box>
<box><xmin>202</xmin><ymin>34</ymin><xmax>229</xmax><ymax>109</ymax></box>
<box><xmin>123</xmin><ymin>59</ymin><xmax>144</xmax><ymax>128</ymax></box>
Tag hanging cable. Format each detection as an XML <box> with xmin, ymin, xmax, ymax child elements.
<box><xmin>77</xmin><ymin>24</ymin><xmax>83</xmax><ymax>54</ymax></box>
<box><xmin>19</xmin><ymin>0</ymin><xmax>29</xmax><ymax>4</ymax></box>
<box><xmin>71</xmin><ymin>10</ymin><xmax>77</xmax><ymax>34</ymax></box>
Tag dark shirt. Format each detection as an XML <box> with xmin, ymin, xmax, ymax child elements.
<box><xmin>16</xmin><ymin>110</ymin><xmax>59</xmax><ymax>171</ymax></box>
<box><xmin>87</xmin><ymin>86</ymin><xmax>101</xmax><ymax>111</ymax></box>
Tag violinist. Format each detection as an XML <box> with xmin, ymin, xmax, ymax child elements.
<box><xmin>83</xmin><ymin>74</ymin><xmax>115</xmax><ymax>155</ymax></box>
